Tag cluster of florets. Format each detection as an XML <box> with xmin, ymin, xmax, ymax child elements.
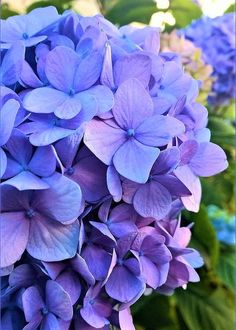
<box><xmin>0</xmin><ymin>7</ymin><xmax>228</xmax><ymax>330</ymax></box>
<box><xmin>160</xmin><ymin>30</ymin><xmax>213</xmax><ymax>104</ymax></box>
<box><xmin>183</xmin><ymin>13</ymin><xmax>236</xmax><ymax>107</ymax></box>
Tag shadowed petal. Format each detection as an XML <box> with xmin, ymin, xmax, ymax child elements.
<box><xmin>22</xmin><ymin>286</ymin><xmax>44</xmax><ymax>322</ymax></box>
<box><xmin>0</xmin><ymin>99</ymin><xmax>19</xmax><ymax>146</ymax></box>
<box><xmin>0</xmin><ymin>212</ymin><xmax>29</xmax><ymax>267</ymax></box>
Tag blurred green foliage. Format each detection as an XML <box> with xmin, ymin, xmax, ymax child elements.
<box><xmin>1</xmin><ymin>1</ymin><xmax>235</xmax><ymax>329</ymax></box>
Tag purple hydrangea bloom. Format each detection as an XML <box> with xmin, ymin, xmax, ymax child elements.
<box><xmin>183</xmin><ymin>14</ymin><xmax>236</xmax><ymax>106</ymax></box>
<box><xmin>0</xmin><ymin>7</ymin><xmax>229</xmax><ymax>329</ymax></box>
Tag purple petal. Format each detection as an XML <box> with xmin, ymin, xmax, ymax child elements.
<box><xmin>156</xmin><ymin>174</ymin><xmax>191</xmax><ymax>197</ymax></box>
<box><xmin>9</xmin><ymin>264</ymin><xmax>36</xmax><ymax>288</ymax></box>
<box><xmin>119</xmin><ymin>308</ymin><xmax>135</xmax><ymax>330</ymax></box>
<box><xmin>6</xmin><ymin>129</ymin><xmax>32</xmax><ymax>165</ymax></box>
<box><xmin>2</xmin><ymin>171</ymin><xmax>50</xmax><ymax>190</ymax></box>
<box><xmin>27</xmin><ymin>215</ymin><xmax>80</xmax><ymax>261</ymax></box>
<box><xmin>72</xmin><ymin>153</ymin><xmax>109</xmax><ymax>203</ymax></box>
<box><xmin>74</xmin><ymin>51</ymin><xmax>103</xmax><ymax>91</ymax></box>
<box><xmin>41</xmin><ymin>313</ymin><xmax>59</xmax><ymax>330</ymax></box>
<box><xmin>46</xmin><ymin>280</ymin><xmax>73</xmax><ymax>321</ymax></box>
<box><xmin>140</xmin><ymin>256</ymin><xmax>168</xmax><ymax>288</ymax></box>
<box><xmin>71</xmin><ymin>254</ymin><xmax>95</xmax><ymax>285</ymax></box>
<box><xmin>54</xmin><ymin>94</ymin><xmax>82</xmax><ymax>120</ymax></box>
<box><xmin>29</xmin><ymin>126</ymin><xmax>73</xmax><ymax>147</ymax></box>
<box><xmin>20</xmin><ymin>60</ymin><xmax>43</xmax><ymax>88</ymax></box>
<box><xmin>87</xmin><ymin>85</ymin><xmax>114</xmax><ymax>115</ymax></box>
<box><xmin>151</xmin><ymin>147</ymin><xmax>180</xmax><ymax>175</ymax></box>
<box><xmin>133</xmin><ymin>181</ymin><xmax>172</xmax><ymax>219</ymax></box>
<box><xmin>107</xmin><ymin>165</ymin><xmax>122</xmax><ymax>202</ymax></box>
<box><xmin>0</xmin><ymin>148</ymin><xmax>7</xmax><ymax>177</ymax></box>
<box><xmin>113</xmin><ymin>139</ymin><xmax>159</xmax><ymax>183</ymax></box>
<box><xmin>174</xmin><ymin>165</ymin><xmax>201</xmax><ymax>212</ymax></box>
<box><xmin>1</xmin><ymin>42</ymin><xmax>25</xmax><ymax>85</ymax></box>
<box><xmin>56</xmin><ymin>270</ymin><xmax>81</xmax><ymax>305</ymax></box>
<box><xmin>23</xmin><ymin>87</ymin><xmax>68</xmax><ymax>114</ymax></box>
<box><xmin>45</xmin><ymin>46</ymin><xmax>80</xmax><ymax>92</ymax></box>
<box><xmin>22</xmin><ymin>286</ymin><xmax>44</xmax><ymax>322</ymax></box>
<box><xmin>179</xmin><ymin>140</ymin><xmax>199</xmax><ymax>165</ymax></box>
<box><xmin>100</xmin><ymin>43</ymin><xmax>115</xmax><ymax>89</ymax></box>
<box><xmin>112</xmin><ymin>79</ymin><xmax>153</xmax><ymax>129</ymax></box>
<box><xmin>82</xmin><ymin>246</ymin><xmax>111</xmax><ymax>281</ymax></box>
<box><xmin>0</xmin><ymin>212</ymin><xmax>29</xmax><ymax>267</ymax></box>
<box><xmin>33</xmin><ymin>173</ymin><xmax>84</xmax><ymax>223</ymax></box>
<box><xmin>84</xmin><ymin>119</ymin><xmax>126</xmax><ymax>165</ymax></box>
<box><xmin>114</xmin><ymin>54</ymin><xmax>151</xmax><ymax>87</ymax></box>
<box><xmin>28</xmin><ymin>146</ymin><xmax>56</xmax><ymax>177</ymax></box>
<box><xmin>109</xmin><ymin>204</ymin><xmax>137</xmax><ymax>238</ymax></box>
<box><xmin>105</xmin><ymin>265</ymin><xmax>144</xmax><ymax>303</ymax></box>
<box><xmin>189</xmin><ymin>142</ymin><xmax>228</xmax><ymax>177</ymax></box>
<box><xmin>0</xmin><ymin>99</ymin><xmax>19</xmax><ymax>146</ymax></box>
<box><xmin>0</xmin><ymin>185</ymin><xmax>30</xmax><ymax>211</ymax></box>
<box><xmin>136</xmin><ymin>115</ymin><xmax>185</xmax><ymax>147</ymax></box>
<box><xmin>90</xmin><ymin>221</ymin><xmax>116</xmax><ymax>242</ymax></box>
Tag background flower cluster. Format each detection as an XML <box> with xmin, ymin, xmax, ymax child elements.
<box><xmin>0</xmin><ymin>4</ymin><xmax>232</xmax><ymax>330</ymax></box>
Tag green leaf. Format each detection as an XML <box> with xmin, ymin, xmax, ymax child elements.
<box><xmin>208</xmin><ymin>116</ymin><xmax>235</xmax><ymax>149</ymax></box>
<box><xmin>216</xmin><ymin>248</ymin><xmax>235</xmax><ymax>290</ymax></box>
<box><xmin>176</xmin><ymin>283</ymin><xmax>235</xmax><ymax>330</ymax></box>
<box><xmin>183</xmin><ymin>205</ymin><xmax>219</xmax><ymax>269</ymax></box>
<box><xmin>0</xmin><ymin>4</ymin><xmax>19</xmax><ymax>18</ymax></box>
<box><xmin>225</xmin><ymin>3</ymin><xmax>236</xmax><ymax>13</ymax></box>
<box><xmin>133</xmin><ymin>294</ymin><xmax>180</xmax><ymax>330</ymax></box>
<box><xmin>26</xmin><ymin>0</ymin><xmax>74</xmax><ymax>14</ymax></box>
<box><xmin>168</xmin><ymin>0</ymin><xmax>202</xmax><ymax>29</ymax></box>
<box><xmin>105</xmin><ymin>0</ymin><xmax>157</xmax><ymax>25</ymax></box>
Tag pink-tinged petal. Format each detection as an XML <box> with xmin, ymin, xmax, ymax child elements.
<box><xmin>119</xmin><ymin>308</ymin><xmax>135</xmax><ymax>330</ymax></box>
<box><xmin>27</xmin><ymin>215</ymin><xmax>80</xmax><ymax>261</ymax></box>
<box><xmin>112</xmin><ymin>79</ymin><xmax>153</xmax><ymax>129</ymax></box>
<box><xmin>22</xmin><ymin>314</ymin><xmax>42</xmax><ymax>330</ymax></box>
<box><xmin>45</xmin><ymin>46</ymin><xmax>80</xmax><ymax>91</ymax></box>
<box><xmin>22</xmin><ymin>286</ymin><xmax>44</xmax><ymax>322</ymax></box>
<box><xmin>28</xmin><ymin>146</ymin><xmax>56</xmax><ymax>177</ymax></box>
<box><xmin>189</xmin><ymin>142</ymin><xmax>228</xmax><ymax>177</ymax></box>
<box><xmin>133</xmin><ymin>181</ymin><xmax>172</xmax><ymax>219</ymax></box>
<box><xmin>113</xmin><ymin>138</ymin><xmax>159</xmax><ymax>183</ymax></box>
<box><xmin>107</xmin><ymin>165</ymin><xmax>122</xmax><ymax>202</ymax></box>
<box><xmin>29</xmin><ymin>126</ymin><xmax>73</xmax><ymax>147</ymax></box>
<box><xmin>0</xmin><ymin>99</ymin><xmax>19</xmax><ymax>145</ymax></box>
<box><xmin>33</xmin><ymin>173</ymin><xmax>84</xmax><ymax>223</ymax></box>
<box><xmin>46</xmin><ymin>280</ymin><xmax>73</xmax><ymax>321</ymax></box>
<box><xmin>84</xmin><ymin>119</ymin><xmax>126</xmax><ymax>165</ymax></box>
<box><xmin>41</xmin><ymin>313</ymin><xmax>59</xmax><ymax>330</ymax></box>
<box><xmin>0</xmin><ymin>212</ymin><xmax>29</xmax><ymax>267</ymax></box>
<box><xmin>114</xmin><ymin>54</ymin><xmax>151</xmax><ymax>87</ymax></box>
<box><xmin>136</xmin><ymin>115</ymin><xmax>185</xmax><ymax>147</ymax></box>
<box><xmin>2</xmin><ymin>171</ymin><xmax>50</xmax><ymax>190</ymax></box>
<box><xmin>0</xmin><ymin>148</ymin><xmax>7</xmax><ymax>177</ymax></box>
<box><xmin>74</xmin><ymin>50</ymin><xmax>103</xmax><ymax>91</ymax></box>
<box><xmin>174</xmin><ymin>165</ymin><xmax>201</xmax><ymax>212</ymax></box>
<box><xmin>100</xmin><ymin>43</ymin><xmax>115</xmax><ymax>89</ymax></box>
<box><xmin>122</xmin><ymin>179</ymin><xmax>140</xmax><ymax>204</ymax></box>
<box><xmin>56</xmin><ymin>270</ymin><xmax>81</xmax><ymax>304</ymax></box>
<box><xmin>23</xmin><ymin>87</ymin><xmax>68</xmax><ymax>114</ymax></box>
<box><xmin>87</xmin><ymin>85</ymin><xmax>114</xmax><ymax>115</ymax></box>
<box><xmin>152</xmin><ymin>147</ymin><xmax>180</xmax><ymax>175</ymax></box>
<box><xmin>54</xmin><ymin>94</ymin><xmax>82</xmax><ymax>119</ymax></box>
<box><xmin>105</xmin><ymin>265</ymin><xmax>144</xmax><ymax>303</ymax></box>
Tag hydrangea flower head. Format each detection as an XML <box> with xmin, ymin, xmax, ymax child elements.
<box><xmin>0</xmin><ymin>7</ymin><xmax>228</xmax><ymax>329</ymax></box>
<box><xmin>183</xmin><ymin>13</ymin><xmax>236</xmax><ymax>106</ymax></box>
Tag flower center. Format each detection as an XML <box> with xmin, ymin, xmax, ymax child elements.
<box><xmin>66</xmin><ymin>167</ymin><xmax>74</xmax><ymax>176</ymax></box>
<box><xmin>127</xmin><ymin>128</ymin><xmax>135</xmax><ymax>138</ymax></box>
<box><xmin>22</xmin><ymin>33</ymin><xmax>29</xmax><ymax>40</ymax></box>
<box><xmin>117</xmin><ymin>258</ymin><xmax>124</xmax><ymax>266</ymax></box>
<box><xmin>69</xmin><ymin>88</ymin><xmax>75</xmax><ymax>97</ymax></box>
<box><xmin>25</xmin><ymin>208</ymin><xmax>35</xmax><ymax>219</ymax></box>
<box><xmin>41</xmin><ymin>307</ymin><xmax>49</xmax><ymax>315</ymax></box>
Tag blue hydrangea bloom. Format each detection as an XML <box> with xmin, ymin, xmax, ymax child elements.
<box><xmin>183</xmin><ymin>13</ymin><xmax>236</xmax><ymax>106</ymax></box>
<box><xmin>0</xmin><ymin>7</ymin><xmax>229</xmax><ymax>330</ymax></box>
